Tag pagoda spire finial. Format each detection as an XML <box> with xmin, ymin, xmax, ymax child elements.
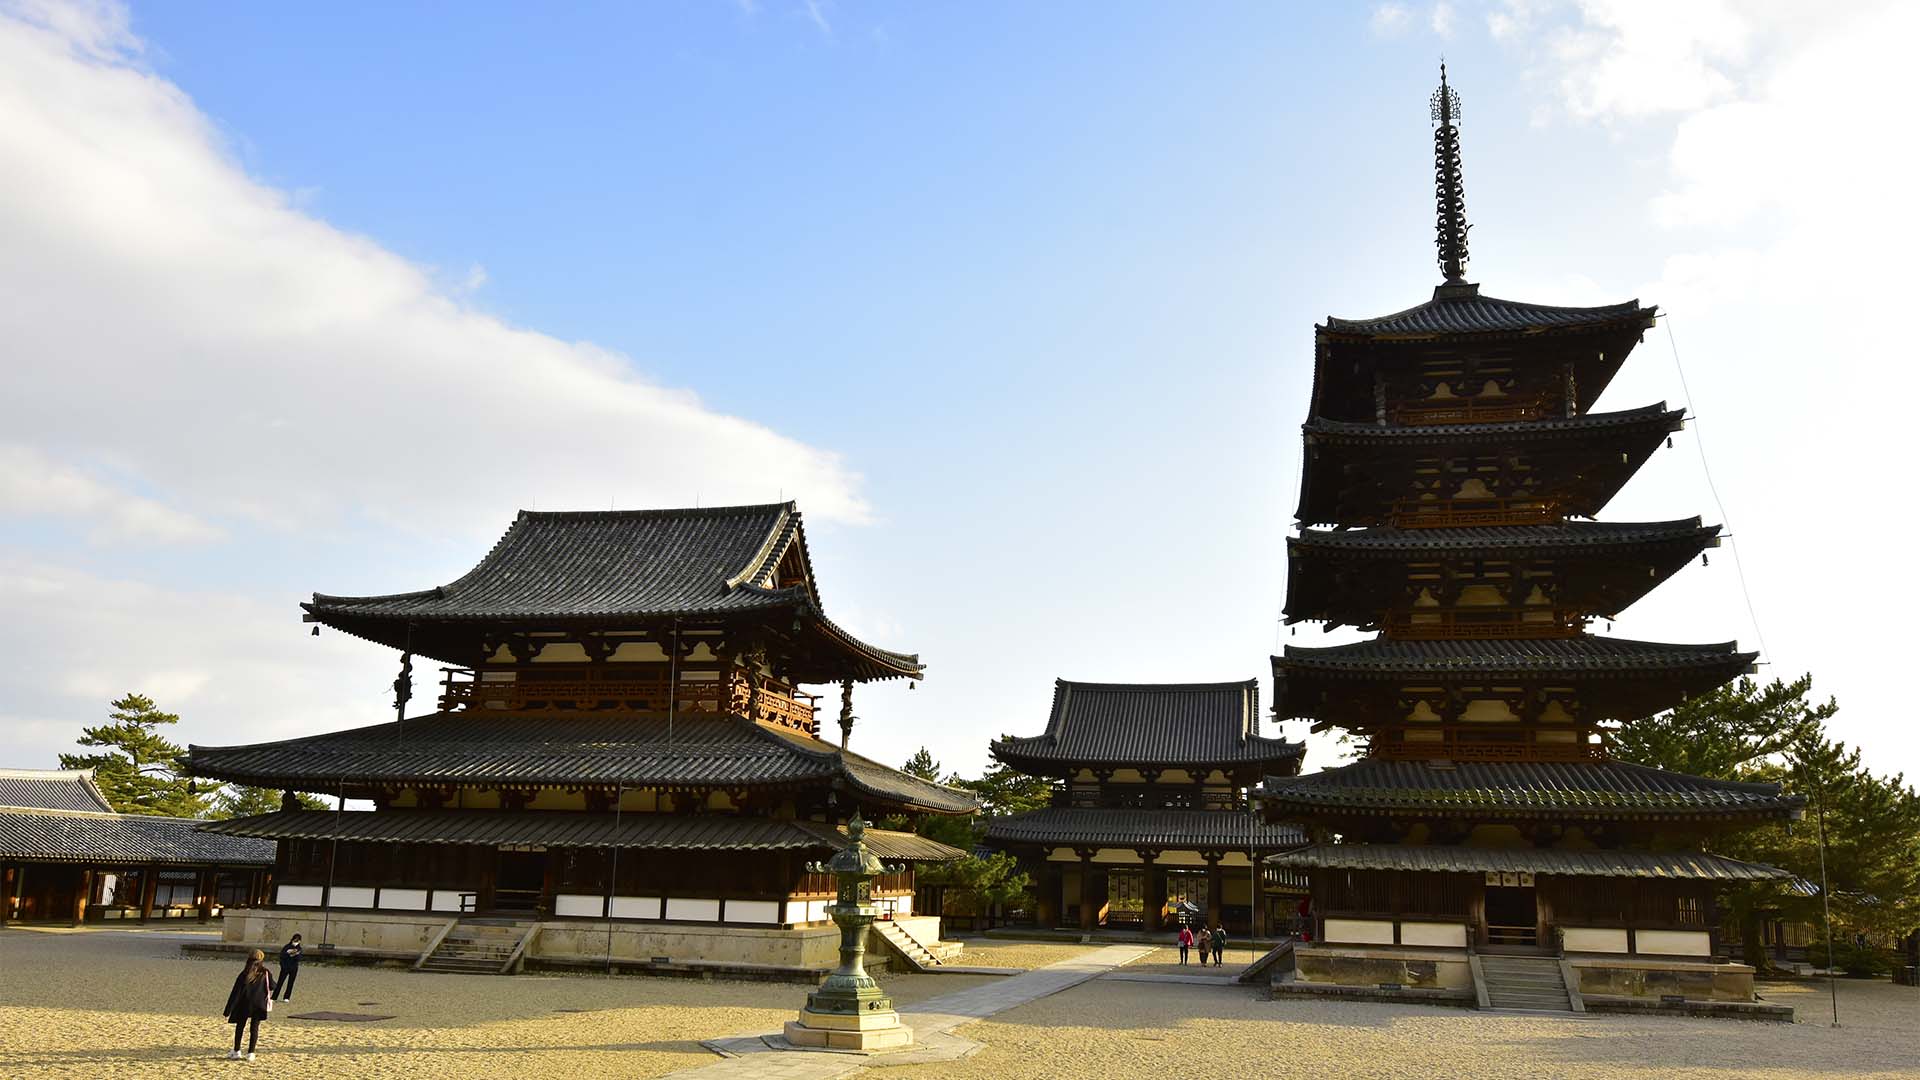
<box><xmin>1431</xmin><ymin>61</ymin><xmax>1471</xmax><ymax>286</ymax></box>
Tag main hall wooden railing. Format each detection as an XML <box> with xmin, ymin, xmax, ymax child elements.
<box><xmin>439</xmin><ymin>669</ymin><xmax>820</xmax><ymax>733</ymax></box>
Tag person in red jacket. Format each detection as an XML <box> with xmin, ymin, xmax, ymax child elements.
<box><xmin>1177</xmin><ymin>924</ymin><xmax>1194</xmax><ymax>965</ymax></box>
<box><xmin>222</xmin><ymin>949</ymin><xmax>275</xmax><ymax>1061</ymax></box>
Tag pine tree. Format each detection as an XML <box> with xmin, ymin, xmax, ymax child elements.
<box><xmin>903</xmin><ymin>747</ymin><xmax>942</xmax><ymax>782</ymax></box>
<box><xmin>208</xmin><ymin>785</ymin><xmax>328</xmax><ymax>819</ymax></box>
<box><xmin>58</xmin><ymin>693</ymin><xmax>209</xmax><ymax>817</ymax></box>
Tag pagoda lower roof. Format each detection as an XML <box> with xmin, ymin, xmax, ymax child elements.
<box><xmin>186</xmin><ymin>713</ymin><xmax>978</xmax><ymax>815</ymax></box>
<box><xmin>1259</xmin><ymin>759</ymin><xmax>1800</xmax><ymax>822</ymax></box>
<box><xmin>990</xmin><ymin>680</ymin><xmax>1303</xmax><ymax>775</ymax></box>
<box><xmin>983</xmin><ymin>807</ymin><xmax>1305</xmax><ymax>852</ymax></box>
<box><xmin>1319</xmin><ymin>288</ymin><xmax>1655</xmax><ymax>341</ymax></box>
<box><xmin>1275</xmin><ymin>634</ymin><xmax>1754</xmax><ymax>678</ymax></box>
<box><xmin>198</xmin><ymin>810</ymin><xmax>964</xmax><ymax>861</ymax></box>
<box><xmin>1289</xmin><ymin>518</ymin><xmax>1718</xmax><ymax>559</ymax></box>
<box><xmin>1301</xmin><ymin>403</ymin><xmax>1681</xmax><ymax>446</ymax></box>
<box><xmin>1267</xmin><ymin>843</ymin><xmax>1788</xmax><ymax>882</ymax></box>
<box><xmin>304</xmin><ymin>503</ymin><xmax>922</xmax><ymax>680</ymax></box>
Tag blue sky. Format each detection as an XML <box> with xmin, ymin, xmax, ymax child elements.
<box><xmin>3</xmin><ymin>1</ymin><xmax>1915</xmax><ymax>784</ymax></box>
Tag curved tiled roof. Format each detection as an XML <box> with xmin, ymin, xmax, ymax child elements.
<box><xmin>0</xmin><ymin>808</ymin><xmax>274</xmax><ymax>866</ymax></box>
<box><xmin>1320</xmin><ymin>287</ymin><xmax>1654</xmax><ymax>340</ymax></box>
<box><xmin>187</xmin><ymin>713</ymin><xmax>978</xmax><ymax>815</ymax></box>
<box><xmin>1260</xmin><ymin>759</ymin><xmax>1800</xmax><ymax>821</ymax></box>
<box><xmin>990</xmin><ymin>680</ymin><xmax>1303</xmax><ymax>773</ymax></box>
<box><xmin>984</xmin><ymin>806</ymin><xmax>1305</xmax><ymax>851</ymax></box>
<box><xmin>200</xmin><ymin>809</ymin><xmax>964</xmax><ymax>861</ymax></box>
<box><xmin>304</xmin><ymin>503</ymin><xmax>921</xmax><ymax>679</ymax></box>
<box><xmin>1267</xmin><ymin>843</ymin><xmax>1787</xmax><ymax>881</ymax></box>
<box><xmin>1288</xmin><ymin>518</ymin><xmax>1718</xmax><ymax>558</ymax></box>
<box><xmin>0</xmin><ymin>769</ymin><xmax>115</xmax><ymax>812</ymax></box>
<box><xmin>1274</xmin><ymin>635</ymin><xmax>1755</xmax><ymax>677</ymax></box>
<box><xmin>1302</xmin><ymin>403</ymin><xmax>1682</xmax><ymax>445</ymax></box>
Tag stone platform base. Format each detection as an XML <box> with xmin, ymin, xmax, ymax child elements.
<box><xmin>1581</xmin><ymin>994</ymin><xmax>1794</xmax><ymax>1021</ymax></box>
<box><xmin>783</xmin><ymin>1016</ymin><xmax>913</xmax><ymax>1051</ymax></box>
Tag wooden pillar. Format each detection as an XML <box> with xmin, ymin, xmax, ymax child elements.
<box><xmin>1142</xmin><ymin>853</ymin><xmax>1165</xmax><ymax>934</ymax></box>
<box><xmin>1032</xmin><ymin>861</ymin><xmax>1058</xmax><ymax>928</ymax></box>
<box><xmin>138</xmin><ymin>869</ymin><xmax>157</xmax><ymax>922</ymax></box>
<box><xmin>1077</xmin><ymin>851</ymin><xmax>1097</xmax><ymax>931</ymax></box>
<box><xmin>196</xmin><ymin>870</ymin><xmax>213</xmax><ymax>923</ymax></box>
<box><xmin>1</xmin><ymin>865</ymin><xmax>15</xmax><ymax>922</ymax></box>
<box><xmin>73</xmin><ymin>868</ymin><xmax>94</xmax><ymax>926</ymax></box>
<box><xmin>1205</xmin><ymin>856</ymin><xmax>1223</xmax><ymax>929</ymax></box>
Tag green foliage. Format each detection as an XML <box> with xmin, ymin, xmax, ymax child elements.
<box><xmin>902</xmin><ymin>747</ymin><xmax>942</xmax><ymax>783</ymax></box>
<box><xmin>920</xmin><ymin>851</ymin><xmax>1032</xmax><ymax>918</ymax></box>
<box><xmin>1805</xmin><ymin>939</ymin><xmax>1892</xmax><ymax>978</ymax></box>
<box><xmin>947</xmin><ymin>760</ymin><xmax>1054</xmax><ymax>818</ymax></box>
<box><xmin>58</xmin><ymin>693</ymin><xmax>209</xmax><ymax>818</ymax></box>
<box><xmin>208</xmin><ymin>785</ymin><xmax>328</xmax><ymax>820</ymax></box>
<box><xmin>1617</xmin><ymin>676</ymin><xmax>1920</xmax><ymax>969</ymax></box>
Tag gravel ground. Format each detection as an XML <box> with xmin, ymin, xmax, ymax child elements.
<box><xmin>944</xmin><ymin>940</ymin><xmax>1097</xmax><ymax>971</ymax></box>
<box><xmin>892</xmin><ymin>975</ymin><xmax>1920</xmax><ymax>1080</ymax></box>
<box><xmin>0</xmin><ymin>926</ymin><xmax>992</xmax><ymax>1079</ymax></box>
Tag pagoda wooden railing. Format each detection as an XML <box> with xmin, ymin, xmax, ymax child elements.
<box><xmin>1383</xmin><ymin>609</ymin><xmax>1586</xmax><ymax>641</ymax></box>
<box><xmin>1391</xmin><ymin>497</ymin><xmax>1561</xmax><ymax>529</ymax></box>
<box><xmin>1367</xmin><ymin>727</ymin><xmax>1609</xmax><ymax>763</ymax></box>
<box><xmin>439</xmin><ymin>669</ymin><xmax>820</xmax><ymax>734</ymax></box>
<box><xmin>1392</xmin><ymin>395</ymin><xmax>1546</xmax><ymax>427</ymax></box>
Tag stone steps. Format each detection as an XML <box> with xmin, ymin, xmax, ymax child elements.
<box><xmin>1479</xmin><ymin>956</ymin><xmax>1576</xmax><ymax>1013</ymax></box>
<box><xmin>417</xmin><ymin>920</ymin><xmax>531</xmax><ymax>974</ymax></box>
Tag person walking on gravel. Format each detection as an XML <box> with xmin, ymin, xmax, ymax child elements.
<box><xmin>1210</xmin><ymin>924</ymin><xmax>1226</xmax><ymax>966</ymax></box>
<box><xmin>223</xmin><ymin>948</ymin><xmax>275</xmax><ymax>1061</ymax></box>
<box><xmin>1177</xmin><ymin>925</ymin><xmax>1193</xmax><ymax>965</ymax></box>
<box><xmin>274</xmin><ymin>934</ymin><xmax>302</xmax><ymax>1001</ymax></box>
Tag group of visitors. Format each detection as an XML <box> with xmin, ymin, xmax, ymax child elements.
<box><xmin>219</xmin><ymin>934</ymin><xmax>302</xmax><ymax>1060</ymax></box>
<box><xmin>1175</xmin><ymin>922</ymin><xmax>1227</xmax><ymax>966</ymax></box>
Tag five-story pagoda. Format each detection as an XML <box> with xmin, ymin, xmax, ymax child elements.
<box><xmin>1260</xmin><ymin>69</ymin><xmax>1802</xmax><ymax>1015</ymax></box>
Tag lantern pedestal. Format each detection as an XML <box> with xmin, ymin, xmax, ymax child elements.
<box><xmin>786</xmin><ymin>814</ymin><xmax>915</xmax><ymax>1053</ymax></box>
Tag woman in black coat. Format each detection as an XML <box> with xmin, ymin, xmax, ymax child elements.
<box><xmin>223</xmin><ymin>949</ymin><xmax>275</xmax><ymax>1060</ymax></box>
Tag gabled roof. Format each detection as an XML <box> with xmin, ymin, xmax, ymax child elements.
<box><xmin>983</xmin><ymin>806</ymin><xmax>1305</xmax><ymax>852</ymax></box>
<box><xmin>1267</xmin><ymin>843</ymin><xmax>1788</xmax><ymax>881</ymax></box>
<box><xmin>990</xmin><ymin>680</ymin><xmax>1304</xmax><ymax>774</ymax></box>
<box><xmin>199</xmin><ymin>810</ymin><xmax>964</xmax><ymax>861</ymax></box>
<box><xmin>304</xmin><ymin>503</ymin><xmax>921</xmax><ymax>680</ymax></box>
<box><xmin>187</xmin><ymin>712</ymin><xmax>978</xmax><ymax>816</ymax></box>
<box><xmin>0</xmin><ymin>769</ymin><xmax>115</xmax><ymax>812</ymax></box>
<box><xmin>0</xmin><ymin>807</ymin><xmax>274</xmax><ymax>866</ymax></box>
<box><xmin>1260</xmin><ymin>759</ymin><xmax>1801</xmax><ymax>822</ymax></box>
<box><xmin>1319</xmin><ymin>286</ymin><xmax>1654</xmax><ymax>341</ymax></box>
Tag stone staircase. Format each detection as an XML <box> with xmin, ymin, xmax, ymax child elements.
<box><xmin>1477</xmin><ymin>955</ymin><xmax>1579</xmax><ymax>1013</ymax></box>
<box><xmin>416</xmin><ymin>919</ymin><xmax>530</xmax><ymax>975</ymax></box>
<box><xmin>874</xmin><ymin>920</ymin><xmax>962</xmax><ymax>972</ymax></box>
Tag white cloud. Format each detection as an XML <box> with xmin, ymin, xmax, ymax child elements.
<box><xmin>1369</xmin><ymin>3</ymin><xmax>1414</xmax><ymax>37</ymax></box>
<box><xmin>0</xmin><ymin>2</ymin><xmax>869</xmax><ymax>551</ymax></box>
<box><xmin>0</xmin><ymin>444</ymin><xmax>220</xmax><ymax>543</ymax></box>
<box><xmin>1544</xmin><ymin>0</ymin><xmax>1753</xmax><ymax>120</ymax></box>
<box><xmin>802</xmin><ymin>0</ymin><xmax>831</xmax><ymax>37</ymax></box>
<box><xmin>1430</xmin><ymin>1</ymin><xmax>1457</xmax><ymax>37</ymax></box>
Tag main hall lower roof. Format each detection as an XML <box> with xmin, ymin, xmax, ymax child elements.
<box><xmin>186</xmin><ymin>713</ymin><xmax>979</xmax><ymax>815</ymax></box>
<box><xmin>1267</xmin><ymin>843</ymin><xmax>1788</xmax><ymax>881</ymax></box>
<box><xmin>199</xmin><ymin>810</ymin><xmax>964</xmax><ymax>860</ymax></box>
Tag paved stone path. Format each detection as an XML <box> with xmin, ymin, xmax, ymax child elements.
<box><xmin>670</xmin><ymin>945</ymin><xmax>1153</xmax><ymax>1080</ymax></box>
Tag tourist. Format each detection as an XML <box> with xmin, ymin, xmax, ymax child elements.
<box><xmin>273</xmin><ymin>933</ymin><xmax>302</xmax><ymax>1001</ymax></box>
<box><xmin>1176</xmin><ymin>924</ymin><xmax>1193</xmax><ymax>965</ymax></box>
<box><xmin>222</xmin><ymin>948</ymin><xmax>275</xmax><ymax>1061</ymax></box>
<box><xmin>1211</xmin><ymin>924</ymin><xmax>1226</xmax><ymax>966</ymax></box>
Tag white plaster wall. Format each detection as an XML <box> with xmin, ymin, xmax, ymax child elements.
<box><xmin>330</xmin><ymin>886</ymin><xmax>376</xmax><ymax>909</ymax></box>
<box><xmin>379</xmin><ymin>888</ymin><xmax>428</xmax><ymax>911</ymax></box>
<box><xmin>555</xmin><ymin>894</ymin><xmax>605</xmax><ymax>918</ymax></box>
<box><xmin>1399</xmin><ymin>921</ymin><xmax>1466</xmax><ymax>948</ymax></box>
<box><xmin>728</xmin><ymin>899</ymin><xmax>780</xmax><ymax>924</ymax></box>
<box><xmin>666</xmin><ymin>897</ymin><xmax>721</xmax><ymax>922</ymax></box>
<box><xmin>609</xmin><ymin>896</ymin><xmax>661</xmax><ymax>919</ymax></box>
<box><xmin>276</xmin><ymin>885</ymin><xmax>323</xmax><ymax>906</ymax></box>
<box><xmin>430</xmin><ymin>891</ymin><xmax>471</xmax><ymax>913</ymax></box>
<box><xmin>1636</xmin><ymin>929</ymin><xmax>1711</xmax><ymax>956</ymax></box>
<box><xmin>1563</xmin><ymin>927</ymin><xmax>1630</xmax><ymax>953</ymax></box>
<box><xmin>1324</xmin><ymin>918</ymin><xmax>1395</xmax><ymax>945</ymax></box>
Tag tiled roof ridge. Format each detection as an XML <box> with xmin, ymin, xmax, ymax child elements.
<box><xmin>0</xmin><ymin>804</ymin><xmax>124</xmax><ymax>820</ymax></box>
<box><xmin>1052</xmin><ymin>678</ymin><xmax>1260</xmax><ymax>693</ymax></box>
<box><xmin>1319</xmin><ymin>293</ymin><xmax>1654</xmax><ymax>336</ymax></box>
<box><xmin>515</xmin><ymin>502</ymin><xmax>795</xmax><ymax>522</ymax></box>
